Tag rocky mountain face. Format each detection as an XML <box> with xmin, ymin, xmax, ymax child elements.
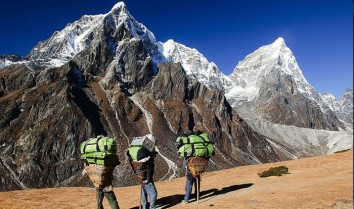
<box><xmin>0</xmin><ymin>3</ymin><xmax>285</xmax><ymax>191</ymax></box>
<box><xmin>225</xmin><ymin>38</ymin><xmax>345</xmax><ymax>131</ymax></box>
<box><xmin>321</xmin><ymin>89</ymin><xmax>353</xmax><ymax>125</ymax></box>
<box><xmin>0</xmin><ymin>55</ymin><xmax>282</xmax><ymax>191</ymax></box>
<box><xmin>159</xmin><ymin>38</ymin><xmax>352</xmax><ymax>132</ymax></box>
<box><xmin>0</xmin><ymin>55</ymin><xmax>27</xmax><ymax>69</ymax></box>
<box><xmin>158</xmin><ymin>39</ymin><xmax>231</xmax><ymax>91</ymax></box>
<box><xmin>0</xmin><ymin>2</ymin><xmax>352</xmax><ymax>191</ymax></box>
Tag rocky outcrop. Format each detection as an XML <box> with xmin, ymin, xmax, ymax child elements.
<box><xmin>0</xmin><ymin>41</ymin><xmax>284</xmax><ymax>191</ymax></box>
<box><xmin>226</xmin><ymin>38</ymin><xmax>345</xmax><ymax>131</ymax></box>
<box><xmin>321</xmin><ymin>89</ymin><xmax>354</xmax><ymax>125</ymax></box>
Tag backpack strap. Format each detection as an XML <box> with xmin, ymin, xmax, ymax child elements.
<box><xmin>83</xmin><ymin>140</ymin><xmax>89</xmax><ymax>155</ymax></box>
<box><xmin>206</xmin><ymin>144</ymin><xmax>210</xmax><ymax>156</ymax></box>
<box><xmin>187</xmin><ymin>136</ymin><xmax>191</xmax><ymax>144</ymax></box>
<box><xmin>198</xmin><ymin>134</ymin><xmax>208</xmax><ymax>145</ymax></box>
<box><xmin>96</xmin><ymin>136</ymin><xmax>102</xmax><ymax>152</ymax></box>
<box><xmin>104</xmin><ymin>137</ymin><xmax>108</xmax><ymax>152</ymax></box>
<box><xmin>191</xmin><ymin>144</ymin><xmax>195</xmax><ymax>156</ymax></box>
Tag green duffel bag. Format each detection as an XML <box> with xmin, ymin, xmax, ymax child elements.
<box><xmin>199</xmin><ymin>133</ymin><xmax>210</xmax><ymax>142</ymax></box>
<box><xmin>80</xmin><ymin>136</ymin><xmax>120</xmax><ymax>166</ymax></box>
<box><xmin>206</xmin><ymin>143</ymin><xmax>215</xmax><ymax>156</ymax></box>
<box><xmin>177</xmin><ymin>143</ymin><xmax>215</xmax><ymax>157</ymax></box>
<box><xmin>85</xmin><ymin>154</ymin><xmax>120</xmax><ymax>167</ymax></box>
<box><xmin>175</xmin><ymin>135</ymin><xmax>203</xmax><ymax>144</ymax></box>
<box><xmin>80</xmin><ymin>135</ymin><xmax>117</xmax><ymax>154</ymax></box>
<box><xmin>127</xmin><ymin>145</ymin><xmax>152</xmax><ymax>161</ymax></box>
<box><xmin>82</xmin><ymin>151</ymin><xmax>119</xmax><ymax>166</ymax></box>
<box><xmin>176</xmin><ymin>133</ymin><xmax>213</xmax><ymax>148</ymax></box>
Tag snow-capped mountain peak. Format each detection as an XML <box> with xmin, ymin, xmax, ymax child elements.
<box><xmin>105</xmin><ymin>2</ymin><xmax>156</xmax><ymax>43</ymax></box>
<box><xmin>26</xmin><ymin>1</ymin><xmax>158</xmax><ymax>67</ymax></box>
<box><xmin>158</xmin><ymin>39</ymin><xmax>229</xmax><ymax>90</ymax></box>
<box><xmin>231</xmin><ymin>37</ymin><xmax>301</xmax><ymax>76</ymax></box>
<box><xmin>227</xmin><ymin>37</ymin><xmax>314</xmax><ymax>94</ymax></box>
<box><xmin>272</xmin><ymin>36</ymin><xmax>286</xmax><ymax>48</ymax></box>
<box><xmin>320</xmin><ymin>89</ymin><xmax>354</xmax><ymax>124</ymax></box>
<box><xmin>109</xmin><ymin>1</ymin><xmax>126</xmax><ymax>12</ymax></box>
<box><xmin>322</xmin><ymin>93</ymin><xmax>336</xmax><ymax>102</ymax></box>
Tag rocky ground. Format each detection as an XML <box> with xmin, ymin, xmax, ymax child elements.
<box><xmin>0</xmin><ymin>149</ymin><xmax>352</xmax><ymax>209</ymax></box>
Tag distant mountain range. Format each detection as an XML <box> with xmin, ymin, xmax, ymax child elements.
<box><xmin>0</xmin><ymin>2</ymin><xmax>352</xmax><ymax>191</ymax></box>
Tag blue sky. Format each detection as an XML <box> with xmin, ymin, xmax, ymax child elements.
<box><xmin>0</xmin><ymin>0</ymin><xmax>352</xmax><ymax>99</ymax></box>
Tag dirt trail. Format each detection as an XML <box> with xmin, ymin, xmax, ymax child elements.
<box><xmin>0</xmin><ymin>150</ymin><xmax>352</xmax><ymax>209</ymax></box>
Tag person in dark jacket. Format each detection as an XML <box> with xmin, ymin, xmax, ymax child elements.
<box><xmin>127</xmin><ymin>148</ymin><xmax>158</xmax><ymax>209</ymax></box>
<box><xmin>140</xmin><ymin>154</ymin><xmax>158</xmax><ymax>209</ymax></box>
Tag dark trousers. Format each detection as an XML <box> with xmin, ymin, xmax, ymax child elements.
<box><xmin>96</xmin><ymin>190</ymin><xmax>120</xmax><ymax>209</ymax></box>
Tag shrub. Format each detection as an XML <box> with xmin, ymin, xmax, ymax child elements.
<box><xmin>258</xmin><ymin>166</ymin><xmax>289</xmax><ymax>178</ymax></box>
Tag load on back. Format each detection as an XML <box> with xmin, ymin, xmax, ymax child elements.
<box><xmin>126</xmin><ymin>134</ymin><xmax>157</xmax><ymax>183</ymax></box>
<box><xmin>80</xmin><ymin>135</ymin><xmax>120</xmax><ymax>190</ymax></box>
<box><xmin>127</xmin><ymin>134</ymin><xmax>156</xmax><ymax>162</ymax></box>
<box><xmin>176</xmin><ymin>132</ymin><xmax>215</xmax><ymax>158</ymax></box>
<box><xmin>80</xmin><ymin>135</ymin><xmax>120</xmax><ymax>166</ymax></box>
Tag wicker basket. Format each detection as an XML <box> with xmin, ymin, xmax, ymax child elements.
<box><xmin>84</xmin><ymin>164</ymin><xmax>114</xmax><ymax>190</ymax></box>
<box><xmin>130</xmin><ymin>161</ymin><xmax>147</xmax><ymax>183</ymax></box>
<box><xmin>187</xmin><ymin>157</ymin><xmax>209</xmax><ymax>177</ymax></box>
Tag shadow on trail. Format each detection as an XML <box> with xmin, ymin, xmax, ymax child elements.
<box><xmin>197</xmin><ymin>183</ymin><xmax>254</xmax><ymax>202</ymax></box>
<box><xmin>130</xmin><ymin>194</ymin><xmax>185</xmax><ymax>209</ymax></box>
<box><xmin>130</xmin><ymin>183</ymin><xmax>253</xmax><ymax>208</ymax></box>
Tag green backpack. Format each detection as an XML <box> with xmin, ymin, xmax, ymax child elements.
<box><xmin>127</xmin><ymin>145</ymin><xmax>152</xmax><ymax>161</ymax></box>
<box><xmin>177</xmin><ymin>143</ymin><xmax>215</xmax><ymax>157</ymax></box>
<box><xmin>176</xmin><ymin>133</ymin><xmax>215</xmax><ymax>157</ymax></box>
<box><xmin>80</xmin><ymin>135</ymin><xmax>120</xmax><ymax>166</ymax></box>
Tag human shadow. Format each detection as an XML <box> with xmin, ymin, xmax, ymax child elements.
<box><xmin>130</xmin><ymin>183</ymin><xmax>254</xmax><ymax>208</ymax></box>
<box><xmin>155</xmin><ymin>194</ymin><xmax>185</xmax><ymax>209</ymax></box>
<box><xmin>129</xmin><ymin>194</ymin><xmax>184</xmax><ymax>209</ymax></box>
<box><xmin>196</xmin><ymin>183</ymin><xmax>254</xmax><ymax>202</ymax></box>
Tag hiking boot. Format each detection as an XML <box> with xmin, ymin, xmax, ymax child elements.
<box><xmin>181</xmin><ymin>200</ymin><xmax>189</xmax><ymax>204</ymax></box>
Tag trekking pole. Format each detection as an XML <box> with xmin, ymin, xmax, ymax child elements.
<box><xmin>139</xmin><ymin>183</ymin><xmax>142</xmax><ymax>209</ymax></box>
<box><xmin>196</xmin><ymin>176</ymin><xmax>200</xmax><ymax>204</ymax></box>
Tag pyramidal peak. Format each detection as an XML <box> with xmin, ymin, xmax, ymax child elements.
<box><xmin>106</xmin><ymin>1</ymin><xmax>129</xmax><ymax>20</ymax></box>
<box><xmin>27</xmin><ymin>1</ymin><xmax>158</xmax><ymax>66</ymax></box>
<box><xmin>231</xmin><ymin>37</ymin><xmax>303</xmax><ymax>79</ymax></box>
<box><xmin>110</xmin><ymin>1</ymin><xmax>126</xmax><ymax>11</ymax></box>
<box><xmin>226</xmin><ymin>36</ymin><xmax>315</xmax><ymax>108</ymax></box>
<box><xmin>272</xmin><ymin>37</ymin><xmax>286</xmax><ymax>47</ymax></box>
<box><xmin>231</xmin><ymin>37</ymin><xmax>298</xmax><ymax>76</ymax></box>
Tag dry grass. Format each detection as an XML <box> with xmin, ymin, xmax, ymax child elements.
<box><xmin>0</xmin><ymin>149</ymin><xmax>352</xmax><ymax>209</ymax></box>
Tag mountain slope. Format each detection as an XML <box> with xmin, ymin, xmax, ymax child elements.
<box><xmin>0</xmin><ymin>9</ymin><xmax>285</xmax><ymax>191</ymax></box>
<box><xmin>1</xmin><ymin>2</ymin><xmax>351</xmax><ymax>133</ymax></box>
<box><xmin>158</xmin><ymin>39</ymin><xmax>231</xmax><ymax>91</ymax></box>
<box><xmin>0</xmin><ymin>1</ymin><xmax>352</xmax><ymax>192</ymax></box>
<box><xmin>225</xmin><ymin>37</ymin><xmax>345</xmax><ymax>131</ymax></box>
<box><xmin>0</xmin><ymin>149</ymin><xmax>352</xmax><ymax>209</ymax></box>
<box><xmin>321</xmin><ymin>89</ymin><xmax>353</xmax><ymax>125</ymax></box>
<box><xmin>26</xmin><ymin>2</ymin><xmax>164</xmax><ymax>69</ymax></box>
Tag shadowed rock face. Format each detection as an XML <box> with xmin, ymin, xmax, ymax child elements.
<box><xmin>254</xmin><ymin>71</ymin><xmax>343</xmax><ymax>131</ymax></box>
<box><xmin>0</xmin><ymin>40</ymin><xmax>282</xmax><ymax>191</ymax></box>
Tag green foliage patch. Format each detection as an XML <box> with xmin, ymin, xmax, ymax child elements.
<box><xmin>258</xmin><ymin>166</ymin><xmax>289</xmax><ymax>178</ymax></box>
